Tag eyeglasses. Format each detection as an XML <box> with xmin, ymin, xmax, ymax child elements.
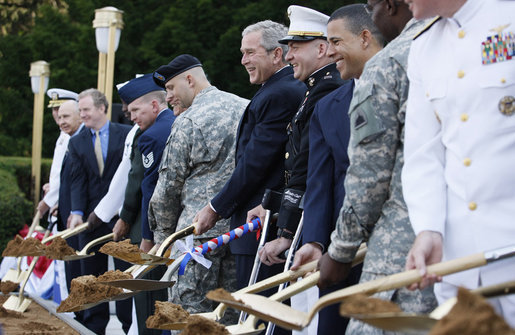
<box><xmin>365</xmin><ymin>0</ymin><xmax>385</xmax><ymax>14</ymax></box>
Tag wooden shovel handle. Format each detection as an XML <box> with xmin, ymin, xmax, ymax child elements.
<box><xmin>27</xmin><ymin>211</ymin><xmax>41</xmax><ymax>237</ymax></box>
<box><xmin>473</xmin><ymin>280</ymin><xmax>515</xmax><ymax>298</ymax></box>
<box><xmin>80</xmin><ymin>233</ymin><xmax>114</xmax><ymax>254</ymax></box>
<box><xmin>156</xmin><ymin>225</ymin><xmax>196</xmax><ymax>257</ymax></box>
<box><xmin>310</xmin><ymin>252</ymin><xmax>487</xmax><ymax>320</ymax></box>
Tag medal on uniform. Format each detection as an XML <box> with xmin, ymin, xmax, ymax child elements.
<box><xmin>481</xmin><ymin>24</ymin><xmax>514</xmax><ymax>65</ymax></box>
<box><xmin>499</xmin><ymin>96</ymin><xmax>515</xmax><ymax>116</ymax></box>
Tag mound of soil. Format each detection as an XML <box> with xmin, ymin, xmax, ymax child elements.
<box><xmin>146</xmin><ymin>301</ymin><xmax>190</xmax><ymax>329</ymax></box>
<box><xmin>57</xmin><ymin>275</ymin><xmax>124</xmax><ymax>313</ymax></box>
<box><xmin>339</xmin><ymin>293</ymin><xmax>402</xmax><ymax>315</ymax></box>
<box><xmin>429</xmin><ymin>287</ymin><xmax>515</xmax><ymax>335</ymax></box>
<box><xmin>181</xmin><ymin>315</ymin><xmax>229</xmax><ymax>335</ymax></box>
<box><xmin>45</xmin><ymin>237</ymin><xmax>76</xmax><ymax>260</ymax></box>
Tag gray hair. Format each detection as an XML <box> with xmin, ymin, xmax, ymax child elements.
<box><xmin>329</xmin><ymin>4</ymin><xmax>385</xmax><ymax>47</ymax></box>
<box><xmin>242</xmin><ymin>20</ymin><xmax>289</xmax><ymax>62</ymax></box>
<box><xmin>78</xmin><ymin>88</ymin><xmax>109</xmax><ymax>113</ymax></box>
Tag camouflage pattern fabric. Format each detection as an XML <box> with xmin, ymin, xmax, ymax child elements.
<box><xmin>148</xmin><ymin>86</ymin><xmax>248</xmax><ymax>243</ymax></box>
<box><xmin>326</xmin><ymin>19</ymin><xmax>438</xmax><ymax>334</ymax></box>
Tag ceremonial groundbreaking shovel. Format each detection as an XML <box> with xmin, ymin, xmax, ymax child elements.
<box><xmin>104</xmin><ymin>219</ymin><xmax>263</xmax><ymax>292</ymax></box>
<box><xmin>208</xmin><ymin>245</ymin><xmax>515</xmax><ymax>331</ymax></box>
<box><xmin>342</xmin><ymin>279</ymin><xmax>515</xmax><ymax>334</ymax></box>
<box><xmin>3</xmin><ymin>220</ymin><xmax>58</xmax><ymax>313</ymax></box>
<box><xmin>1</xmin><ymin>212</ymin><xmax>41</xmax><ymax>284</ymax></box>
<box><xmin>102</xmin><ymin>224</ymin><xmax>196</xmax><ymax>265</ymax></box>
<box><xmin>42</xmin><ymin>222</ymin><xmax>89</xmax><ymax>244</ymax></box>
<box><xmin>60</xmin><ymin>232</ymin><xmax>114</xmax><ymax>261</ymax></box>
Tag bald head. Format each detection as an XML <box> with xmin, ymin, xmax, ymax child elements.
<box><xmin>164</xmin><ymin>66</ymin><xmax>211</xmax><ymax>109</ymax></box>
<box><xmin>58</xmin><ymin>100</ymin><xmax>81</xmax><ymax>135</ymax></box>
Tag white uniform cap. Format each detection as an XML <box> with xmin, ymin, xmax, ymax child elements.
<box><xmin>279</xmin><ymin>5</ymin><xmax>329</xmax><ymax>44</ymax></box>
<box><xmin>46</xmin><ymin>88</ymin><xmax>79</xmax><ymax>108</ymax></box>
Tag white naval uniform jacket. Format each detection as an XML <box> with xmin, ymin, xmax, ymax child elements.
<box><xmin>42</xmin><ymin>130</ymin><xmax>70</xmax><ymax>208</ymax></box>
<box><xmin>403</xmin><ymin>0</ymin><xmax>515</xmax><ymax>290</ymax></box>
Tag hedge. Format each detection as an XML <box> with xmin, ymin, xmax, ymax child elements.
<box><xmin>0</xmin><ymin>156</ymin><xmax>52</xmax><ymax>257</ymax></box>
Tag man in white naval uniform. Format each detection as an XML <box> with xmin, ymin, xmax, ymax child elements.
<box><xmin>37</xmin><ymin>88</ymin><xmax>78</xmax><ymax>218</ymax></box>
<box><xmin>402</xmin><ymin>0</ymin><xmax>515</xmax><ymax>327</ymax></box>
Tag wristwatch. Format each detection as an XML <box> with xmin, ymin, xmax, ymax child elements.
<box><xmin>277</xmin><ymin>227</ymin><xmax>294</xmax><ymax>240</ymax></box>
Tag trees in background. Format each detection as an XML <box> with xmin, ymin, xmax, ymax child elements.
<box><xmin>0</xmin><ymin>0</ymin><xmax>361</xmax><ymax>157</ymax></box>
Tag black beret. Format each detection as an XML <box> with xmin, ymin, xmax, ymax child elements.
<box><xmin>153</xmin><ymin>54</ymin><xmax>202</xmax><ymax>88</ymax></box>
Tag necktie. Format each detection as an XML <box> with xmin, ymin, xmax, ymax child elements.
<box><xmin>94</xmin><ymin>130</ymin><xmax>104</xmax><ymax>176</ymax></box>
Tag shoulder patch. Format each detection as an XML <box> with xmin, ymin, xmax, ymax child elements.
<box><xmin>413</xmin><ymin>16</ymin><xmax>442</xmax><ymax>40</ymax></box>
<box><xmin>142</xmin><ymin>151</ymin><xmax>154</xmax><ymax>169</ymax></box>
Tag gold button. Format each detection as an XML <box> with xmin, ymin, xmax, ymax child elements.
<box><xmin>426</xmin><ymin>92</ymin><xmax>430</xmax><ymax>98</ymax></box>
<box><xmin>285</xmin><ymin>152</ymin><xmax>289</xmax><ymax>159</ymax></box>
<box><xmin>468</xmin><ymin>202</ymin><xmax>477</xmax><ymax>211</ymax></box>
<box><xmin>463</xmin><ymin>158</ymin><xmax>471</xmax><ymax>166</ymax></box>
<box><xmin>501</xmin><ymin>78</ymin><xmax>506</xmax><ymax>84</ymax></box>
<box><xmin>458</xmin><ymin>30</ymin><xmax>466</xmax><ymax>38</ymax></box>
<box><xmin>457</xmin><ymin>70</ymin><xmax>465</xmax><ymax>79</ymax></box>
<box><xmin>461</xmin><ymin>113</ymin><xmax>469</xmax><ymax>122</ymax></box>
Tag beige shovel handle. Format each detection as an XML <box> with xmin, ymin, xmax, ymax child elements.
<box><xmin>79</xmin><ymin>232</ymin><xmax>114</xmax><ymax>255</ymax></box>
<box><xmin>309</xmin><ymin>252</ymin><xmax>487</xmax><ymax>321</ymax></box>
<box><xmin>210</xmin><ymin>260</ymin><xmax>319</xmax><ymax>320</ymax></box>
<box><xmin>474</xmin><ymin>280</ymin><xmax>515</xmax><ymax>298</ymax></box>
<box><xmin>156</xmin><ymin>225</ymin><xmax>196</xmax><ymax>257</ymax></box>
<box><xmin>40</xmin><ymin>222</ymin><xmax>88</xmax><ymax>244</ymax></box>
<box><xmin>26</xmin><ymin>211</ymin><xmax>41</xmax><ymax>237</ymax></box>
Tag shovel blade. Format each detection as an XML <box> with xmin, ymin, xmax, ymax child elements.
<box><xmin>350</xmin><ymin>313</ymin><xmax>437</xmax><ymax>334</ymax></box>
<box><xmin>103</xmin><ymin>279</ymin><xmax>175</xmax><ymax>291</ymax></box>
<box><xmin>1</xmin><ymin>269</ymin><xmax>22</xmax><ymax>284</ymax></box>
<box><xmin>61</xmin><ymin>252</ymin><xmax>95</xmax><ymax>261</ymax></box>
<box><xmin>226</xmin><ymin>323</ymin><xmax>265</xmax><ymax>335</ymax></box>
<box><xmin>2</xmin><ymin>294</ymin><xmax>32</xmax><ymax>313</ymax></box>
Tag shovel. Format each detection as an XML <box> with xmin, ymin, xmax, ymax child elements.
<box><xmin>42</xmin><ymin>222</ymin><xmax>89</xmax><ymax>244</ymax></box>
<box><xmin>208</xmin><ymin>244</ymin><xmax>515</xmax><ymax>331</ymax></box>
<box><xmin>2</xmin><ymin>220</ymin><xmax>57</xmax><ymax>312</ymax></box>
<box><xmin>59</xmin><ymin>232</ymin><xmax>114</xmax><ymax>261</ymax></box>
<box><xmin>98</xmin><ymin>225</ymin><xmax>197</xmax><ymax>291</ymax></box>
<box><xmin>104</xmin><ymin>219</ymin><xmax>262</xmax><ymax>292</ymax></box>
<box><xmin>1</xmin><ymin>212</ymin><xmax>41</xmax><ymax>284</ymax></box>
<box><xmin>216</xmin><ymin>245</ymin><xmax>368</xmax><ymax>335</ymax></box>
<box><xmin>343</xmin><ymin>279</ymin><xmax>515</xmax><ymax>334</ymax></box>
<box><xmin>103</xmin><ymin>224</ymin><xmax>196</xmax><ymax>265</ymax></box>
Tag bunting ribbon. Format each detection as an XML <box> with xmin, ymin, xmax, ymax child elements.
<box><xmin>178</xmin><ymin>218</ymin><xmax>262</xmax><ymax>275</ymax></box>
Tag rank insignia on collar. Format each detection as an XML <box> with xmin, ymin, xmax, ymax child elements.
<box><xmin>308</xmin><ymin>77</ymin><xmax>315</xmax><ymax>87</ymax></box>
<box><xmin>499</xmin><ymin>96</ymin><xmax>515</xmax><ymax>116</ymax></box>
<box><xmin>481</xmin><ymin>25</ymin><xmax>514</xmax><ymax>65</ymax></box>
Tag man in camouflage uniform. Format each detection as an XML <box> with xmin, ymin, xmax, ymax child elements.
<box><xmin>148</xmin><ymin>54</ymin><xmax>248</xmax><ymax>324</ymax></box>
<box><xmin>318</xmin><ymin>2</ymin><xmax>437</xmax><ymax>334</ymax></box>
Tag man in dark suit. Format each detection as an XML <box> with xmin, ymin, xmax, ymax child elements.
<box><xmin>67</xmin><ymin>88</ymin><xmax>132</xmax><ymax>334</ymax></box>
<box><xmin>254</xmin><ymin>5</ymin><xmax>345</xmax><ymax>265</ymax></box>
<box><xmin>289</xmin><ymin>7</ymin><xmax>385</xmax><ymax>334</ymax></box>
<box><xmin>193</xmin><ymin>20</ymin><xmax>305</xmax><ymax>291</ymax></box>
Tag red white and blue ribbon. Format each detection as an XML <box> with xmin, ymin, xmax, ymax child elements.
<box><xmin>178</xmin><ymin>218</ymin><xmax>262</xmax><ymax>275</ymax></box>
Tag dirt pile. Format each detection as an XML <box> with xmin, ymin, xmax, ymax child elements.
<box><xmin>429</xmin><ymin>287</ymin><xmax>515</xmax><ymax>335</ymax></box>
<box><xmin>2</xmin><ymin>235</ymin><xmax>24</xmax><ymax>256</ymax></box>
<box><xmin>181</xmin><ymin>315</ymin><xmax>229</xmax><ymax>335</ymax></box>
<box><xmin>206</xmin><ymin>288</ymin><xmax>242</xmax><ymax>304</ymax></box>
<box><xmin>57</xmin><ymin>274</ymin><xmax>124</xmax><ymax>312</ymax></box>
<box><xmin>340</xmin><ymin>293</ymin><xmax>402</xmax><ymax>315</ymax></box>
<box><xmin>99</xmin><ymin>239</ymin><xmax>143</xmax><ymax>263</ymax></box>
<box><xmin>146</xmin><ymin>301</ymin><xmax>190</xmax><ymax>329</ymax></box>
<box><xmin>0</xmin><ymin>295</ymin><xmax>78</xmax><ymax>334</ymax></box>
<box><xmin>0</xmin><ymin>280</ymin><xmax>20</xmax><ymax>294</ymax></box>
<box><xmin>97</xmin><ymin>269</ymin><xmax>133</xmax><ymax>282</ymax></box>
<box><xmin>44</xmin><ymin>237</ymin><xmax>76</xmax><ymax>259</ymax></box>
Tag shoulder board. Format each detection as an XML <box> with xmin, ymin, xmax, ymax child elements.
<box><xmin>413</xmin><ymin>16</ymin><xmax>442</xmax><ymax>40</ymax></box>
